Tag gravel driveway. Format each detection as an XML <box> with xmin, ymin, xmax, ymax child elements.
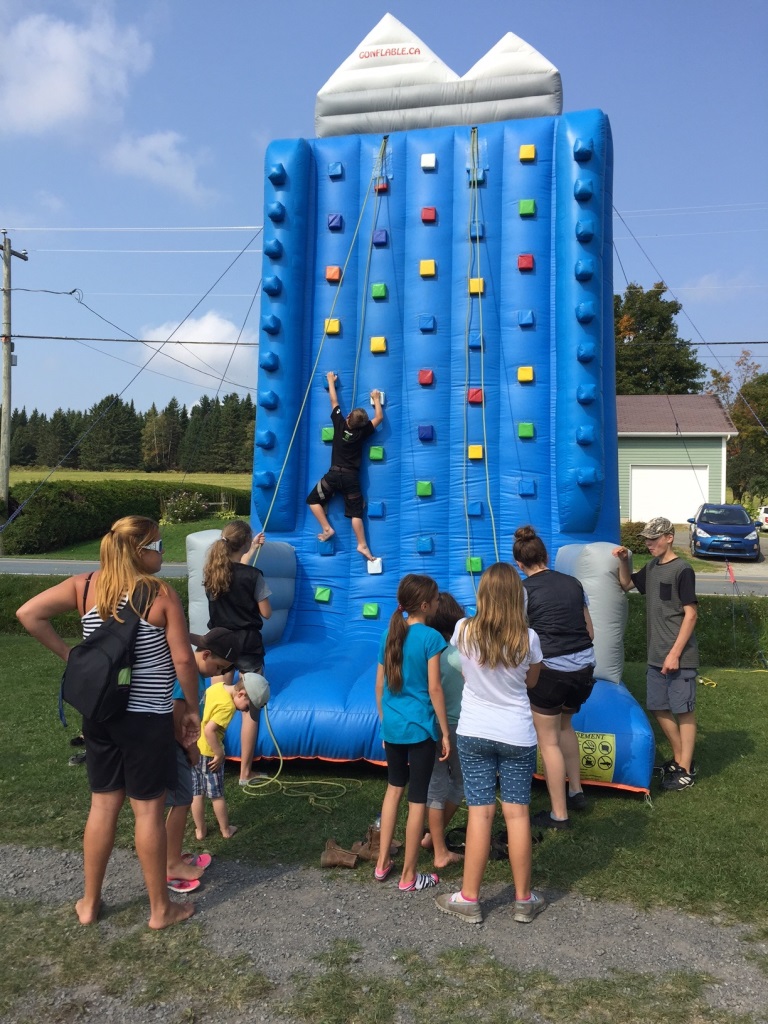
<box><xmin>3</xmin><ymin>843</ymin><xmax>767</xmax><ymax>1023</ymax></box>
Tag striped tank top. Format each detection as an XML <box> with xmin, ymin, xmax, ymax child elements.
<box><xmin>81</xmin><ymin>602</ymin><xmax>176</xmax><ymax>715</ymax></box>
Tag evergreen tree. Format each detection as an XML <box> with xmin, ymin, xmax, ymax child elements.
<box><xmin>36</xmin><ymin>408</ymin><xmax>76</xmax><ymax>467</ymax></box>
<box><xmin>614</xmin><ymin>282</ymin><xmax>706</xmax><ymax>395</ymax></box>
<box><xmin>79</xmin><ymin>395</ymin><xmax>142</xmax><ymax>470</ymax></box>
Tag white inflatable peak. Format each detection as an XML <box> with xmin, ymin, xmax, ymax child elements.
<box><xmin>321</xmin><ymin>13</ymin><xmax>458</xmax><ymax>91</ymax></box>
<box><xmin>462</xmin><ymin>31</ymin><xmax>558</xmax><ymax>80</ymax></box>
<box><xmin>315</xmin><ymin>14</ymin><xmax>562</xmax><ymax>137</ymax></box>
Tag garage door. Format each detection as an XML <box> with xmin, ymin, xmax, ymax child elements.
<box><xmin>629</xmin><ymin>465</ymin><xmax>709</xmax><ymax>524</ymax></box>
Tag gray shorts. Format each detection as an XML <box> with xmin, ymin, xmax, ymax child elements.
<box><xmin>646</xmin><ymin>665</ymin><xmax>697</xmax><ymax>714</ymax></box>
<box><xmin>426</xmin><ymin>724</ymin><xmax>464</xmax><ymax>809</ymax></box>
<box><xmin>165</xmin><ymin>743</ymin><xmax>193</xmax><ymax>807</ymax></box>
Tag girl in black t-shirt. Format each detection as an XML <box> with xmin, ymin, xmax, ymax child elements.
<box><xmin>203</xmin><ymin>520</ymin><xmax>272</xmax><ymax>785</ymax></box>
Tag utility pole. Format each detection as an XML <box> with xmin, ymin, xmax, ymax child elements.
<box><xmin>0</xmin><ymin>231</ymin><xmax>29</xmax><ymax>555</ymax></box>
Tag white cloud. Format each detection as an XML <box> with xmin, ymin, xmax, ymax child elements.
<box><xmin>105</xmin><ymin>131</ymin><xmax>215</xmax><ymax>203</ymax></box>
<box><xmin>0</xmin><ymin>9</ymin><xmax>151</xmax><ymax>135</ymax></box>
<box><xmin>673</xmin><ymin>271</ymin><xmax>761</xmax><ymax>304</ymax></box>
<box><xmin>140</xmin><ymin>311</ymin><xmax>258</xmax><ymax>393</ymax></box>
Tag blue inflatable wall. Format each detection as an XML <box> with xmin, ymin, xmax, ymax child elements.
<box><xmin>225</xmin><ymin>109</ymin><xmax>654</xmax><ymax>789</ymax></box>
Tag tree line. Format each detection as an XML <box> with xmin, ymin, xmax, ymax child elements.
<box><xmin>5</xmin><ymin>285</ymin><xmax>767</xmax><ymax>497</ymax></box>
<box><xmin>5</xmin><ymin>392</ymin><xmax>256</xmax><ymax>474</ymax></box>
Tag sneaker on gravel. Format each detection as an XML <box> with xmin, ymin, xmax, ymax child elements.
<box><xmin>435</xmin><ymin>892</ymin><xmax>483</xmax><ymax>924</ymax></box>
<box><xmin>531</xmin><ymin>810</ymin><xmax>571</xmax><ymax>830</ymax></box>
<box><xmin>513</xmin><ymin>890</ymin><xmax>548</xmax><ymax>924</ymax></box>
<box><xmin>566</xmin><ymin>790</ymin><xmax>587</xmax><ymax>811</ymax></box>
<box><xmin>662</xmin><ymin>771</ymin><xmax>694</xmax><ymax>791</ymax></box>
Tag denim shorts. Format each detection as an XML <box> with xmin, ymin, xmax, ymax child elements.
<box><xmin>165</xmin><ymin>743</ymin><xmax>194</xmax><ymax>807</ymax></box>
<box><xmin>457</xmin><ymin>734</ymin><xmax>537</xmax><ymax>806</ymax></box>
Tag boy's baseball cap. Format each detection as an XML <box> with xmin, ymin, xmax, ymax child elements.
<box><xmin>639</xmin><ymin>517</ymin><xmax>674</xmax><ymax>539</ymax></box>
<box><xmin>189</xmin><ymin>627</ymin><xmax>241</xmax><ymax>664</ymax></box>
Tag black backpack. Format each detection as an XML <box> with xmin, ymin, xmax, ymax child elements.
<box><xmin>59</xmin><ymin>574</ymin><xmax>155</xmax><ymax>726</ymax></box>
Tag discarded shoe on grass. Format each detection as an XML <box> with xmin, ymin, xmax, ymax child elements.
<box><xmin>320</xmin><ymin>838</ymin><xmax>358</xmax><ymax>869</ymax></box>
<box><xmin>351</xmin><ymin>826</ymin><xmax>402</xmax><ymax>862</ymax></box>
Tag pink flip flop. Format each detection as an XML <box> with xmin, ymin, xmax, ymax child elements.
<box><xmin>181</xmin><ymin>853</ymin><xmax>212</xmax><ymax>870</ymax></box>
<box><xmin>374</xmin><ymin>861</ymin><xmax>393</xmax><ymax>882</ymax></box>
<box><xmin>167</xmin><ymin>877</ymin><xmax>201</xmax><ymax>894</ymax></box>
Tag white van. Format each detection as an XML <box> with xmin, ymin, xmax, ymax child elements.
<box><xmin>757</xmin><ymin>506</ymin><xmax>768</xmax><ymax>532</ymax></box>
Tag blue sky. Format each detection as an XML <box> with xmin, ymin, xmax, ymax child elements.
<box><xmin>2</xmin><ymin>0</ymin><xmax>767</xmax><ymax>416</ymax></box>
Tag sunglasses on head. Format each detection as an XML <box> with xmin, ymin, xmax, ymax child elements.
<box><xmin>143</xmin><ymin>539</ymin><xmax>164</xmax><ymax>553</ymax></box>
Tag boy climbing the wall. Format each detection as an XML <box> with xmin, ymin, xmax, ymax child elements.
<box><xmin>613</xmin><ymin>517</ymin><xmax>698</xmax><ymax>791</ymax></box>
<box><xmin>306</xmin><ymin>371</ymin><xmax>383</xmax><ymax>562</ymax></box>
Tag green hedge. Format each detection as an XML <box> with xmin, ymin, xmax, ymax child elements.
<box><xmin>1</xmin><ymin>575</ymin><xmax>765</xmax><ymax>669</ymax></box>
<box><xmin>1</xmin><ymin>575</ymin><xmax>188</xmax><ymax>636</ymax></box>
<box><xmin>2</xmin><ymin>480</ymin><xmax>250</xmax><ymax>554</ymax></box>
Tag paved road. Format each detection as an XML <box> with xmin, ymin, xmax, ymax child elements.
<box><xmin>3</xmin><ymin>539</ymin><xmax>768</xmax><ymax>595</ymax></box>
<box><xmin>0</xmin><ymin>558</ymin><xmax>188</xmax><ymax>578</ymax></box>
<box><xmin>673</xmin><ymin>528</ymin><xmax>768</xmax><ymax>596</ymax></box>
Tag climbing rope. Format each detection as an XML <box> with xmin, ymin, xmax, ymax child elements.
<box><xmin>463</xmin><ymin>127</ymin><xmax>500</xmax><ymax>592</ymax></box>
<box><xmin>256</xmin><ymin>136</ymin><xmax>390</xmax><ymax>543</ymax></box>
<box><xmin>239</xmin><ymin>706</ymin><xmax>363</xmax><ymax>812</ymax></box>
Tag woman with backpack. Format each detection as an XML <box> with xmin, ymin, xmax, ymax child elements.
<box><xmin>16</xmin><ymin>515</ymin><xmax>200</xmax><ymax>930</ymax></box>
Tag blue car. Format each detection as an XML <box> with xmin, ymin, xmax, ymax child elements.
<box><xmin>688</xmin><ymin>504</ymin><xmax>761</xmax><ymax>561</ymax></box>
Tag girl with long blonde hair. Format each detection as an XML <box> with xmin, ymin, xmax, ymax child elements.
<box><xmin>374</xmin><ymin>574</ymin><xmax>450</xmax><ymax>893</ymax></box>
<box><xmin>203</xmin><ymin>520</ymin><xmax>272</xmax><ymax>784</ymax></box>
<box><xmin>17</xmin><ymin>515</ymin><xmax>200</xmax><ymax>930</ymax></box>
<box><xmin>435</xmin><ymin>562</ymin><xmax>546</xmax><ymax>926</ymax></box>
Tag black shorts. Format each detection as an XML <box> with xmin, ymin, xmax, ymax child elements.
<box><xmin>384</xmin><ymin>737</ymin><xmax>437</xmax><ymax>804</ymax></box>
<box><xmin>528</xmin><ymin>664</ymin><xmax>595</xmax><ymax>715</ymax></box>
<box><xmin>306</xmin><ymin>466</ymin><xmax>364</xmax><ymax>519</ymax></box>
<box><xmin>82</xmin><ymin>711</ymin><xmax>176</xmax><ymax>800</ymax></box>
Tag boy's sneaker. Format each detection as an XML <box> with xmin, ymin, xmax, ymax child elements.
<box><xmin>531</xmin><ymin>810</ymin><xmax>571</xmax><ymax>830</ymax></box>
<box><xmin>662</xmin><ymin>770</ymin><xmax>694</xmax><ymax>791</ymax></box>
<box><xmin>661</xmin><ymin>758</ymin><xmax>697</xmax><ymax>777</ymax></box>
<box><xmin>513</xmin><ymin>890</ymin><xmax>548</xmax><ymax>924</ymax></box>
<box><xmin>435</xmin><ymin>892</ymin><xmax>483</xmax><ymax>925</ymax></box>
<box><xmin>566</xmin><ymin>790</ymin><xmax>587</xmax><ymax>811</ymax></box>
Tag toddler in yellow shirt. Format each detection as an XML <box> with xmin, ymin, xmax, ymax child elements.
<box><xmin>191</xmin><ymin>680</ymin><xmax>250</xmax><ymax>839</ymax></box>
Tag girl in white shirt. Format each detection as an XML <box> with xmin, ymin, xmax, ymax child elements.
<box><xmin>435</xmin><ymin>562</ymin><xmax>547</xmax><ymax>926</ymax></box>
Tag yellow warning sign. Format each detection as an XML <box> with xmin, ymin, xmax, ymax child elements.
<box><xmin>536</xmin><ymin>731</ymin><xmax>616</xmax><ymax>783</ymax></box>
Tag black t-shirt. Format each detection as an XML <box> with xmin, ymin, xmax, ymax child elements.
<box><xmin>330</xmin><ymin>406</ymin><xmax>374</xmax><ymax>470</ymax></box>
<box><xmin>523</xmin><ymin>569</ymin><xmax>592</xmax><ymax>659</ymax></box>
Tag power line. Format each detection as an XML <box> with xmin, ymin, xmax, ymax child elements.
<box><xmin>14</xmin><ymin>334</ymin><xmax>258</xmax><ymax>345</ymax></box>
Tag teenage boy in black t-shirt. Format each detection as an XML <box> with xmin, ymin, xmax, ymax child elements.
<box><xmin>306</xmin><ymin>371</ymin><xmax>383</xmax><ymax>561</ymax></box>
<box><xmin>613</xmin><ymin>516</ymin><xmax>699</xmax><ymax>791</ymax></box>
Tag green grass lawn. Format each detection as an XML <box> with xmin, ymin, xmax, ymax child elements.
<box><xmin>3</xmin><ymin>637</ymin><xmax>767</xmax><ymax>925</ymax></box>
<box><xmin>9</xmin><ymin>468</ymin><xmax>252</xmax><ymax>489</ymax></box>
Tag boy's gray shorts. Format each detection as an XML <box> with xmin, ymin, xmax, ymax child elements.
<box><xmin>165</xmin><ymin>743</ymin><xmax>194</xmax><ymax>807</ymax></box>
<box><xmin>646</xmin><ymin>666</ymin><xmax>697</xmax><ymax>714</ymax></box>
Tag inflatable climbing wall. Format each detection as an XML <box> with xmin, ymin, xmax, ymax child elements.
<box><xmin>240</xmin><ymin>110</ymin><xmax>622</xmax><ymax>763</ymax></box>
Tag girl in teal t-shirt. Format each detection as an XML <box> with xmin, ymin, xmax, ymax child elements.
<box><xmin>375</xmin><ymin>574</ymin><xmax>450</xmax><ymax>893</ymax></box>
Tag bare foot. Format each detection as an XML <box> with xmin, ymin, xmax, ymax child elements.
<box><xmin>434</xmin><ymin>850</ymin><xmax>464</xmax><ymax>869</ymax></box>
<box><xmin>318</xmin><ymin>527</ymin><xmax>335</xmax><ymax>541</ymax></box>
<box><xmin>148</xmin><ymin>901</ymin><xmax>195</xmax><ymax>930</ymax></box>
<box><xmin>166</xmin><ymin>860</ymin><xmax>204</xmax><ymax>881</ymax></box>
<box><xmin>195</xmin><ymin>828</ymin><xmax>207</xmax><ymax>841</ymax></box>
<box><xmin>421</xmin><ymin>830</ymin><xmax>433</xmax><ymax>851</ymax></box>
<box><xmin>357</xmin><ymin>543</ymin><xmax>375</xmax><ymax>561</ymax></box>
<box><xmin>75</xmin><ymin>898</ymin><xmax>102</xmax><ymax>925</ymax></box>
<box><xmin>222</xmin><ymin>825</ymin><xmax>239</xmax><ymax>839</ymax></box>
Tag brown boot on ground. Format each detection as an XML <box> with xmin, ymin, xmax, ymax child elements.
<box><xmin>351</xmin><ymin>826</ymin><xmax>402</xmax><ymax>862</ymax></box>
<box><xmin>320</xmin><ymin>839</ymin><xmax>358</xmax><ymax>869</ymax></box>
